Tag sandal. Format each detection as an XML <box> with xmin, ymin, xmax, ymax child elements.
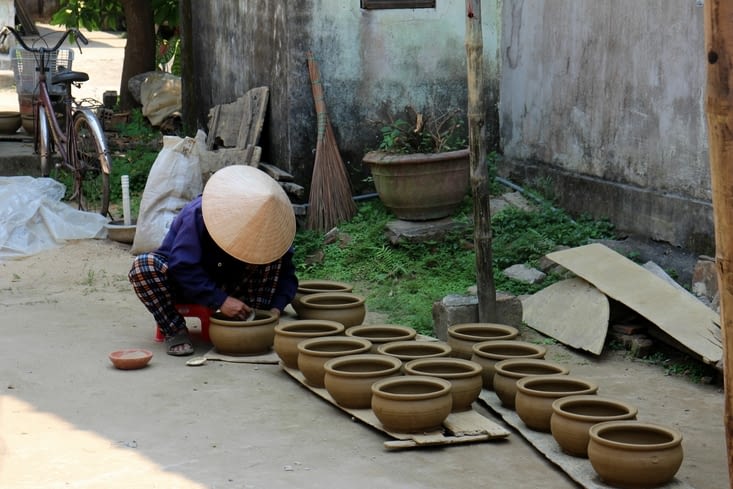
<box><xmin>165</xmin><ymin>329</ymin><xmax>194</xmax><ymax>357</ymax></box>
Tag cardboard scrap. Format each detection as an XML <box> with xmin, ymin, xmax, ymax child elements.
<box><xmin>547</xmin><ymin>243</ymin><xmax>722</xmax><ymax>364</ymax></box>
<box><xmin>522</xmin><ymin>277</ymin><xmax>609</xmax><ymax>355</ymax></box>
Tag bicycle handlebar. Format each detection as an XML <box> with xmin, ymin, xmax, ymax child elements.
<box><xmin>0</xmin><ymin>26</ymin><xmax>88</xmax><ymax>54</ymax></box>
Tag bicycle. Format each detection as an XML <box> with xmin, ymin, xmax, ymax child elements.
<box><xmin>1</xmin><ymin>26</ymin><xmax>112</xmax><ymax>216</ymax></box>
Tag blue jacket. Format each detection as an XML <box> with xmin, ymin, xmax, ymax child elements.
<box><xmin>156</xmin><ymin>196</ymin><xmax>298</xmax><ymax>311</ymax></box>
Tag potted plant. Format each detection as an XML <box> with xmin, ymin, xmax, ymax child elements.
<box><xmin>362</xmin><ymin>106</ymin><xmax>469</xmax><ymax>221</ymax></box>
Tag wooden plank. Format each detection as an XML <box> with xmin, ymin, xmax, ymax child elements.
<box><xmin>236</xmin><ymin>86</ymin><xmax>269</xmax><ymax>149</ymax></box>
<box><xmin>206</xmin><ymin>97</ymin><xmax>245</xmax><ymax>148</ymax></box>
<box><xmin>547</xmin><ymin>244</ymin><xmax>722</xmax><ymax>364</ymax></box>
<box><xmin>281</xmin><ymin>365</ymin><xmax>510</xmax><ymax>450</ymax></box>
<box><xmin>199</xmin><ymin>148</ymin><xmax>262</xmax><ymax>184</ymax></box>
<box><xmin>478</xmin><ymin>390</ymin><xmax>695</xmax><ymax>489</ymax></box>
<box><xmin>521</xmin><ymin>277</ymin><xmax>609</xmax><ymax>355</ymax></box>
<box><xmin>258</xmin><ymin>162</ymin><xmax>295</xmax><ymax>182</ymax></box>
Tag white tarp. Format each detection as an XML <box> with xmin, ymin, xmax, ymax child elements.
<box><xmin>0</xmin><ymin>176</ymin><xmax>107</xmax><ymax>260</ymax></box>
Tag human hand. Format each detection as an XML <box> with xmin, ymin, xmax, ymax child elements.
<box><xmin>219</xmin><ymin>296</ymin><xmax>253</xmax><ymax>320</ymax></box>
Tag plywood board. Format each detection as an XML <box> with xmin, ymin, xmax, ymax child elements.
<box><xmin>281</xmin><ymin>365</ymin><xmax>510</xmax><ymax>450</ymax></box>
<box><xmin>547</xmin><ymin>244</ymin><xmax>722</xmax><ymax>364</ymax></box>
<box><xmin>522</xmin><ymin>278</ymin><xmax>609</xmax><ymax>354</ymax></box>
<box><xmin>478</xmin><ymin>390</ymin><xmax>695</xmax><ymax>489</ymax></box>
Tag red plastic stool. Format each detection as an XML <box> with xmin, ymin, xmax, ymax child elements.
<box><xmin>155</xmin><ymin>304</ymin><xmax>212</xmax><ymax>342</ymax></box>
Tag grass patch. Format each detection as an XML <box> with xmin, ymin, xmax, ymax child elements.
<box><xmin>294</xmin><ymin>195</ymin><xmax>616</xmax><ymax>335</ymax></box>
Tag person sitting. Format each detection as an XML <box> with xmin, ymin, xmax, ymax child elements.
<box><xmin>128</xmin><ymin>165</ymin><xmax>298</xmax><ymax>356</ymax></box>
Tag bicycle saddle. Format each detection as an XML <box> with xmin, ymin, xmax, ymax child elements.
<box><xmin>52</xmin><ymin>70</ymin><xmax>89</xmax><ymax>85</ymax></box>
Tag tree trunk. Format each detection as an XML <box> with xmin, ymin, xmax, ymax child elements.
<box><xmin>119</xmin><ymin>0</ymin><xmax>156</xmax><ymax>110</ymax></box>
<box><xmin>465</xmin><ymin>0</ymin><xmax>497</xmax><ymax>321</ymax></box>
<box><xmin>703</xmin><ymin>1</ymin><xmax>733</xmax><ymax>486</ymax></box>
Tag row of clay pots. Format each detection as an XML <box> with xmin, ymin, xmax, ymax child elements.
<box><xmin>450</xmin><ymin>325</ymin><xmax>685</xmax><ymax>488</ymax></box>
<box><xmin>273</xmin><ymin>319</ymin><xmax>485</xmax><ymax>433</ymax></box>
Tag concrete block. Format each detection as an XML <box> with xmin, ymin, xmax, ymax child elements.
<box><xmin>432</xmin><ymin>292</ymin><xmax>523</xmax><ymax>341</ymax></box>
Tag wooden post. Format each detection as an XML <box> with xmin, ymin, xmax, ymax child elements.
<box><xmin>704</xmin><ymin>1</ymin><xmax>733</xmax><ymax>485</ymax></box>
<box><xmin>465</xmin><ymin>0</ymin><xmax>497</xmax><ymax>321</ymax></box>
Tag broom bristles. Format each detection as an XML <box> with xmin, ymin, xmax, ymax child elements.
<box><xmin>306</xmin><ymin>53</ymin><xmax>357</xmax><ymax>232</ymax></box>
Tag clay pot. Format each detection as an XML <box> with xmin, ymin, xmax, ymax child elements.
<box><xmin>470</xmin><ymin>340</ymin><xmax>547</xmax><ymax>390</ymax></box>
<box><xmin>292</xmin><ymin>279</ymin><xmax>354</xmax><ymax>317</ymax></box>
<box><xmin>297</xmin><ymin>336</ymin><xmax>373</xmax><ymax>387</ymax></box>
<box><xmin>377</xmin><ymin>340</ymin><xmax>452</xmax><ymax>367</ymax></box>
<box><xmin>371</xmin><ymin>376</ymin><xmax>453</xmax><ymax>433</ymax></box>
<box><xmin>403</xmin><ymin>358</ymin><xmax>483</xmax><ymax>412</ymax></box>
<box><xmin>492</xmin><ymin>358</ymin><xmax>570</xmax><ymax>409</ymax></box>
<box><xmin>551</xmin><ymin>395</ymin><xmax>639</xmax><ymax>458</ymax></box>
<box><xmin>346</xmin><ymin>324</ymin><xmax>417</xmax><ymax>352</ymax></box>
<box><xmin>0</xmin><ymin>111</ymin><xmax>21</xmax><ymax>134</ymax></box>
<box><xmin>273</xmin><ymin>319</ymin><xmax>345</xmax><ymax>369</ymax></box>
<box><xmin>588</xmin><ymin>420</ymin><xmax>684</xmax><ymax>488</ymax></box>
<box><xmin>323</xmin><ymin>354</ymin><xmax>403</xmax><ymax>409</ymax></box>
<box><xmin>297</xmin><ymin>292</ymin><xmax>366</xmax><ymax>327</ymax></box>
<box><xmin>21</xmin><ymin>113</ymin><xmax>34</xmax><ymax>134</ymax></box>
<box><xmin>447</xmin><ymin>323</ymin><xmax>520</xmax><ymax>359</ymax></box>
<box><xmin>515</xmin><ymin>375</ymin><xmax>599</xmax><ymax>432</ymax></box>
<box><xmin>209</xmin><ymin>310</ymin><xmax>279</xmax><ymax>355</ymax></box>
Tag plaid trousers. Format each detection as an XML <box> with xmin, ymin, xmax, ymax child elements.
<box><xmin>128</xmin><ymin>252</ymin><xmax>187</xmax><ymax>338</ymax></box>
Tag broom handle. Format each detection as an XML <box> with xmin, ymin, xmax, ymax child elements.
<box><xmin>306</xmin><ymin>51</ymin><xmax>328</xmax><ymax>142</ymax></box>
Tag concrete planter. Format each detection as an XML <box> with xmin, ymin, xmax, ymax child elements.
<box><xmin>363</xmin><ymin>148</ymin><xmax>469</xmax><ymax>221</ymax></box>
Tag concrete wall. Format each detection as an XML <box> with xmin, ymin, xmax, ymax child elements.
<box><xmin>498</xmin><ymin>0</ymin><xmax>713</xmax><ymax>253</ymax></box>
<box><xmin>183</xmin><ymin>0</ymin><xmax>501</xmax><ymax>198</ymax></box>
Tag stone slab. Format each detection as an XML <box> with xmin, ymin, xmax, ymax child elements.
<box><xmin>432</xmin><ymin>292</ymin><xmax>523</xmax><ymax>341</ymax></box>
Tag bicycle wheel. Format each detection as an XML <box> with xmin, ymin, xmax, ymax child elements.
<box><xmin>37</xmin><ymin>105</ymin><xmax>53</xmax><ymax>177</ymax></box>
<box><xmin>71</xmin><ymin>109</ymin><xmax>111</xmax><ymax>216</ymax></box>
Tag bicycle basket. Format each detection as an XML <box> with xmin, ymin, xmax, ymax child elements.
<box><xmin>10</xmin><ymin>46</ymin><xmax>74</xmax><ymax>97</ymax></box>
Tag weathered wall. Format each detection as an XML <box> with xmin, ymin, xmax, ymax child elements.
<box><xmin>498</xmin><ymin>0</ymin><xmax>712</xmax><ymax>253</ymax></box>
<box><xmin>183</xmin><ymin>0</ymin><xmax>501</xmax><ymax>199</ymax></box>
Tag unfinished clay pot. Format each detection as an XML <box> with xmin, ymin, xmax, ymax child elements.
<box><xmin>273</xmin><ymin>319</ymin><xmax>345</xmax><ymax>369</ymax></box>
<box><xmin>551</xmin><ymin>395</ymin><xmax>639</xmax><ymax>458</ymax></box>
<box><xmin>371</xmin><ymin>376</ymin><xmax>453</xmax><ymax>433</ymax></box>
<box><xmin>323</xmin><ymin>354</ymin><xmax>402</xmax><ymax>409</ymax></box>
<box><xmin>297</xmin><ymin>292</ymin><xmax>366</xmax><ymax>327</ymax></box>
<box><xmin>588</xmin><ymin>420</ymin><xmax>684</xmax><ymax>488</ymax></box>
<box><xmin>209</xmin><ymin>310</ymin><xmax>279</xmax><ymax>355</ymax></box>
<box><xmin>493</xmin><ymin>358</ymin><xmax>570</xmax><ymax>409</ymax></box>
<box><xmin>469</xmin><ymin>340</ymin><xmax>547</xmax><ymax>390</ymax></box>
<box><xmin>292</xmin><ymin>280</ymin><xmax>354</xmax><ymax>317</ymax></box>
<box><xmin>297</xmin><ymin>336</ymin><xmax>372</xmax><ymax>387</ymax></box>
<box><xmin>377</xmin><ymin>340</ymin><xmax>452</xmax><ymax>367</ymax></box>
<box><xmin>403</xmin><ymin>357</ymin><xmax>483</xmax><ymax>412</ymax></box>
<box><xmin>346</xmin><ymin>324</ymin><xmax>417</xmax><ymax>352</ymax></box>
<box><xmin>447</xmin><ymin>323</ymin><xmax>520</xmax><ymax>359</ymax></box>
<box><xmin>515</xmin><ymin>375</ymin><xmax>599</xmax><ymax>432</ymax></box>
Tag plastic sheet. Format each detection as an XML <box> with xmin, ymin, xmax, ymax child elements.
<box><xmin>0</xmin><ymin>176</ymin><xmax>107</xmax><ymax>260</ymax></box>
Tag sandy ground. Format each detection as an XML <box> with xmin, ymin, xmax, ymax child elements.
<box><xmin>0</xmin><ymin>22</ymin><xmax>729</xmax><ymax>489</ymax></box>
<box><xmin>0</xmin><ymin>238</ymin><xmax>728</xmax><ymax>489</ymax></box>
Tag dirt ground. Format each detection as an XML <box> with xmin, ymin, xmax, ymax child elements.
<box><xmin>0</xmin><ymin>22</ymin><xmax>729</xmax><ymax>489</ymax></box>
<box><xmin>0</xmin><ymin>238</ymin><xmax>728</xmax><ymax>489</ymax></box>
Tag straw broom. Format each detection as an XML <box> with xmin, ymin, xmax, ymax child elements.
<box><xmin>306</xmin><ymin>51</ymin><xmax>357</xmax><ymax>231</ymax></box>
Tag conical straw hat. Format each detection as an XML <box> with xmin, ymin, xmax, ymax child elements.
<box><xmin>202</xmin><ymin>165</ymin><xmax>296</xmax><ymax>264</ymax></box>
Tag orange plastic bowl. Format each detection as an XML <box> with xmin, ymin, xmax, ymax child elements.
<box><xmin>109</xmin><ymin>349</ymin><xmax>153</xmax><ymax>370</ymax></box>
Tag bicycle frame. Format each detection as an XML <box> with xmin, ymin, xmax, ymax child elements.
<box><xmin>34</xmin><ymin>70</ymin><xmax>111</xmax><ymax>178</ymax></box>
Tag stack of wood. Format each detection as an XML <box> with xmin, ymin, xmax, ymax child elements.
<box><xmin>199</xmin><ymin>86</ymin><xmax>303</xmax><ymax>199</ymax></box>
